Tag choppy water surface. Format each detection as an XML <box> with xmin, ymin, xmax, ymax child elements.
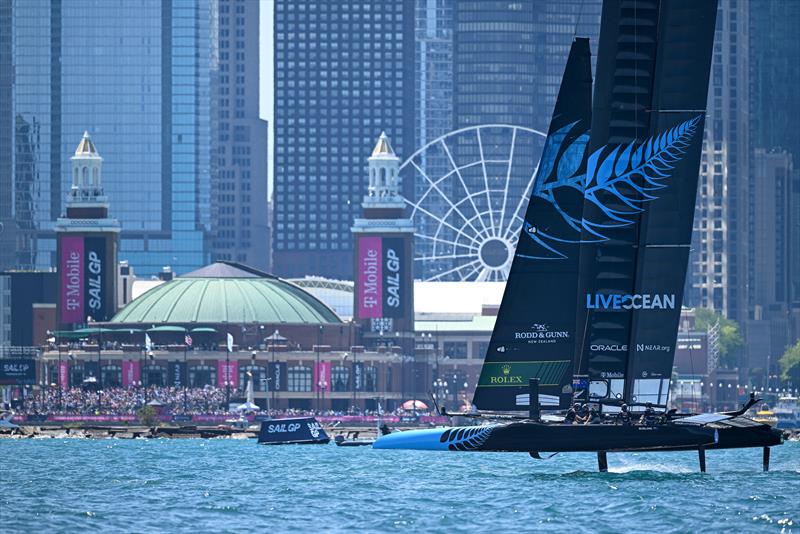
<box><xmin>1</xmin><ymin>438</ymin><xmax>798</xmax><ymax>532</ymax></box>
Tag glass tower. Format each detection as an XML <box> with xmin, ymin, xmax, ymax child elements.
<box><xmin>211</xmin><ymin>0</ymin><xmax>270</xmax><ymax>271</ymax></box>
<box><xmin>272</xmin><ymin>0</ymin><xmax>416</xmax><ymax>279</ymax></box>
<box><xmin>2</xmin><ymin>0</ymin><xmax>213</xmax><ymax>276</ymax></box>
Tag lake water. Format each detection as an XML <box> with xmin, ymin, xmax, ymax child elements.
<box><xmin>1</xmin><ymin>438</ymin><xmax>798</xmax><ymax>532</ymax></box>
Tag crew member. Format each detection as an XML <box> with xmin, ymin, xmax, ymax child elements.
<box><xmin>564</xmin><ymin>402</ymin><xmax>581</xmax><ymax>424</ymax></box>
<box><xmin>579</xmin><ymin>403</ymin><xmax>590</xmax><ymax>423</ymax></box>
<box><xmin>639</xmin><ymin>402</ymin><xmax>657</xmax><ymax>426</ymax></box>
<box><xmin>616</xmin><ymin>404</ymin><xmax>632</xmax><ymax>425</ymax></box>
<box><xmin>584</xmin><ymin>406</ymin><xmax>602</xmax><ymax>425</ymax></box>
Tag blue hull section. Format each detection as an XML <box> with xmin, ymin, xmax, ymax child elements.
<box><xmin>372</xmin><ymin>427</ymin><xmax>452</xmax><ymax>450</ymax></box>
<box><xmin>373</xmin><ymin>425</ymin><xmax>498</xmax><ymax>451</ymax></box>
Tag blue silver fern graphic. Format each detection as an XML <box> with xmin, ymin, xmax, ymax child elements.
<box><xmin>439</xmin><ymin>425</ymin><xmax>497</xmax><ymax>451</ymax></box>
<box><xmin>519</xmin><ymin>116</ymin><xmax>702</xmax><ymax>260</ymax></box>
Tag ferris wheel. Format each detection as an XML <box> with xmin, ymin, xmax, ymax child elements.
<box><xmin>401</xmin><ymin>124</ymin><xmax>547</xmax><ymax>281</ymax></box>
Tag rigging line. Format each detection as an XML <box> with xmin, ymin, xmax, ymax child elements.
<box><xmin>572</xmin><ymin>0</ymin><xmax>586</xmax><ymax>39</ymax></box>
<box><xmin>410</xmin><ymin>159</ymin><xmax>485</xmax><ymax>238</ymax></box>
<box><xmin>439</xmin><ymin>138</ymin><xmax>493</xmax><ymax>236</ymax></box>
<box><xmin>428</xmin><ymin>258</ymin><xmax>482</xmax><ymax>282</ymax></box>
<box><xmin>411</xmin><ymin>203</ymin><xmax>484</xmax><ymax>249</ymax></box>
<box><xmin>475</xmin><ymin>127</ymin><xmax>497</xmax><ymax>234</ymax></box>
<box><xmin>501</xmin><ymin>166</ymin><xmax>537</xmax><ymax>240</ymax></box>
<box><xmin>497</xmin><ymin>126</ymin><xmax>517</xmax><ymax>237</ymax></box>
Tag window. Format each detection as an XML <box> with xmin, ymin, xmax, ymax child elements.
<box><xmin>331</xmin><ymin>366</ymin><xmax>349</xmax><ymax>392</ymax></box>
<box><xmin>444</xmin><ymin>341</ymin><xmax>468</xmax><ymax>359</ymax></box>
<box><xmin>364</xmin><ymin>366</ymin><xmax>377</xmax><ymax>392</ymax></box>
<box><xmin>288</xmin><ymin>366</ymin><xmax>312</xmax><ymax>392</ymax></box>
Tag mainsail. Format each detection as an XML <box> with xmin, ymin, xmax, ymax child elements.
<box><xmin>473</xmin><ymin>38</ymin><xmax>593</xmax><ymax>411</ymax></box>
<box><xmin>573</xmin><ymin>0</ymin><xmax>718</xmax><ymax>407</ymax></box>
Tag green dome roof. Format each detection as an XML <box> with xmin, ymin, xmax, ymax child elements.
<box><xmin>111</xmin><ymin>262</ymin><xmax>342</xmax><ymax>325</ymax></box>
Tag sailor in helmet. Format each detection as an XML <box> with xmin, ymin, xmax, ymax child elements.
<box><xmin>616</xmin><ymin>403</ymin><xmax>632</xmax><ymax>425</ymax></box>
<box><xmin>639</xmin><ymin>402</ymin><xmax>657</xmax><ymax>426</ymax></box>
<box><xmin>564</xmin><ymin>402</ymin><xmax>581</xmax><ymax>424</ymax></box>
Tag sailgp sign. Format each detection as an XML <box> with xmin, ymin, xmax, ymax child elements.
<box><xmin>585</xmin><ymin>293</ymin><xmax>675</xmax><ymax>310</ymax></box>
<box><xmin>59</xmin><ymin>235</ymin><xmax>110</xmax><ymax>323</ymax></box>
<box><xmin>356</xmin><ymin>236</ymin><xmax>406</xmax><ymax>319</ymax></box>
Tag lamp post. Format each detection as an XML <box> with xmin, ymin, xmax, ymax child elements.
<box><xmin>250</xmin><ymin>349</ymin><xmax>257</xmax><ymax>403</ymax></box>
<box><xmin>225</xmin><ymin>340</ymin><xmax>231</xmax><ymax>408</ymax></box>
<box><xmin>316</xmin><ymin>325</ymin><xmax>322</xmax><ymax>413</ymax></box>
<box><xmin>145</xmin><ymin>350</ymin><xmax>154</xmax><ymax>403</ymax></box>
<box><xmin>396</xmin><ymin>332</ymin><xmax>405</xmax><ymax>404</ymax></box>
<box><xmin>318</xmin><ymin>379</ymin><xmax>328</xmax><ymax>412</ymax></box>
<box><xmin>433</xmin><ymin>378</ymin><xmax>448</xmax><ymax>411</ymax></box>
<box><xmin>57</xmin><ymin>343</ymin><xmax>63</xmax><ymax>411</ymax></box>
<box><xmin>261</xmin><ymin>378</ymin><xmax>272</xmax><ymax>414</ymax></box>
<box><xmin>271</xmin><ymin>329</ymin><xmax>278</xmax><ymax>409</ymax></box>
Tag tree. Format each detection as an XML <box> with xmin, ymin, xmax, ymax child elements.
<box><xmin>779</xmin><ymin>341</ymin><xmax>800</xmax><ymax>381</ymax></box>
<box><xmin>694</xmin><ymin>308</ymin><xmax>744</xmax><ymax>368</ymax></box>
<box><xmin>136</xmin><ymin>405</ymin><xmax>158</xmax><ymax>427</ymax></box>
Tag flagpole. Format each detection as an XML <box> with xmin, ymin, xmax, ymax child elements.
<box><xmin>183</xmin><ymin>332</ymin><xmax>188</xmax><ymax>414</ymax></box>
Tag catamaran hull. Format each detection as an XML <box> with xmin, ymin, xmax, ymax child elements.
<box><xmin>372</xmin><ymin>421</ymin><xmax>782</xmax><ymax>453</ymax></box>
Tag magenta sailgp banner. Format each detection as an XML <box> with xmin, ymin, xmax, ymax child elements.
<box><xmin>357</xmin><ymin>236</ymin><xmax>382</xmax><ymax>318</ymax></box>
<box><xmin>60</xmin><ymin>236</ymin><xmax>84</xmax><ymax>324</ymax></box>
<box><xmin>122</xmin><ymin>360</ymin><xmax>141</xmax><ymax>388</ymax></box>
<box><xmin>313</xmin><ymin>361</ymin><xmax>331</xmax><ymax>392</ymax></box>
<box><xmin>217</xmin><ymin>360</ymin><xmax>239</xmax><ymax>389</ymax></box>
<box><xmin>59</xmin><ymin>360</ymin><xmax>70</xmax><ymax>390</ymax></box>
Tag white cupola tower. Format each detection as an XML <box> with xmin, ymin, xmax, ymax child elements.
<box><xmin>55</xmin><ymin>131</ymin><xmax>120</xmax><ymax>326</ymax></box>
<box><xmin>351</xmin><ymin>130</ymin><xmax>415</xmax><ymax>342</ymax></box>
<box><xmin>68</xmin><ymin>131</ymin><xmax>106</xmax><ymax>205</ymax></box>
<box><xmin>365</xmin><ymin>131</ymin><xmax>403</xmax><ymax>206</ymax></box>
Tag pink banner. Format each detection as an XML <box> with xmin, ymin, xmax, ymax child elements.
<box><xmin>122</xmin><ymin>360</ymin><xmax>141</xmax><ymax>388</ymax></box>
<box><xmin>59</xmin><ymin>360</ymin><xmax>69</xmax><ymax>390</ymax></box>
<box><xmin>217</xmin><ymin>359</ymin><xmax>239</xmax><ymax>389</ymax></box>
<box><xmin>357</xmin><ymin>236</ymin><xmax>382</xmax><ymax>318</ymax></box>
<box><xmin>60</xmin><ymin>236</ymin><xmax>84</xmax><ymax>324</ymax></box>
<box><xmin>313</xmin><ymin>361</ymin><xmax>331</xmax><ymax>392</ymax></box>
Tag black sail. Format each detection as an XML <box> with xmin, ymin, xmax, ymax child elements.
<box><xmin>473</xmin><ymin>38</ymin><xmax>593</xmax><ymax>412</ymax></box>
<box><xmin>573</xmin><ymin>0</ymin><xmax>718</xmax><ymax>406</ymax></box>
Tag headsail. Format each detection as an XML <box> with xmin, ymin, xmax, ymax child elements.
<box><xmin>573</xmin><ymin>0</ymin><xmax>718</xmax><ymax>407</ymax></box>
<box><xmin>472</xmin><ymin>38</ymin><xmax>593</xmax><ymax>412</ymax></box>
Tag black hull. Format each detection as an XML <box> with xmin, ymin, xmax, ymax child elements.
<box><xmin>373</xmin><ymin>419</ymin><xmax>783</xmax><ymax>454</ymax></box>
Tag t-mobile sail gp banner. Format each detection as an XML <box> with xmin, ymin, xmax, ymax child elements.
<box><xmin>60</xmin><ymin>236</ymin><xmax>84</xmax><ymax>324</ymax></box>
<box><xmin>84</xmin><ymin>237</ymin><xmax>107</xmax><ymax>321</ymax></box>
<box><xmin>59</xmin><ymin>235</ymin><xmax>110</xmax><ymax>323</ymax></box>
<box><xmin>356</xmin><ymin>236</ymin><xmax>407</xmax><ymax>319</ymax></box>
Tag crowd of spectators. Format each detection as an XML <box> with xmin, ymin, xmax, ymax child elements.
<box><xmin>19</xmin><ymin>386</ymin><xmax>230</xmax><ymax>416</ymax></box>
<box><xmin>14</xmin><ymin>387</ymin><xmax>428</xmax><ymax>417</ymax></box>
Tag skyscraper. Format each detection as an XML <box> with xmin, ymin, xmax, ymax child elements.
<box><xmin>749</xmin><ymin>0</ymin><xmax>800</xmax><ymax>309</ymax></box>
<box><xmin>686</xmin><ymin>0</ymin><xmax>750</xmax><ymax>324</ymax></box>
<box><xmin>272</xmin><ymin>0</ymin><xmax>416</xmax><ymax>279</ymax></box>
<box><xmin>2</xmin><ymin>0</ymin><xmax>214</xmax><ymax>276</ymax></box>
<box><xmin>211</xmin><ymin>0</ymin><xmax>270</xmax><ymax>271</ymax></box>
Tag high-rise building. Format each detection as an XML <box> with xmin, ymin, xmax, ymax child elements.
<box><xmin>686</xmin><ymin>0</ymin><xmax>750</xmax><ymax>324</ymax></box>
<box><xmin>2</xmin><ymin>0</ymin><xmax>214</xmax><ymax>276</ymax></box>
<box><xmin>272</xmin><ymin>0</ymin><xmax>416</xmax><ymax>279</ymax></box>
<box><xmin>749</xmin><ymin>0</ymin><xmax>800</xmax><ymax>308</ymax></box>
<box><xmin>211</xmin><ymin>0</ymin><xmax>269</xmax><ymax>271</ymax></box>
<box><xmin>749</xmin><ymin>149</ymin><xmax>793</xmax><ymax>316</ymax></box>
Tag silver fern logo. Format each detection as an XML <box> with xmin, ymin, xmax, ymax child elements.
<box><xmin>519</xmin><ymin>116</ymin><xmax>703</xmax><ymax>260</ymax></box>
